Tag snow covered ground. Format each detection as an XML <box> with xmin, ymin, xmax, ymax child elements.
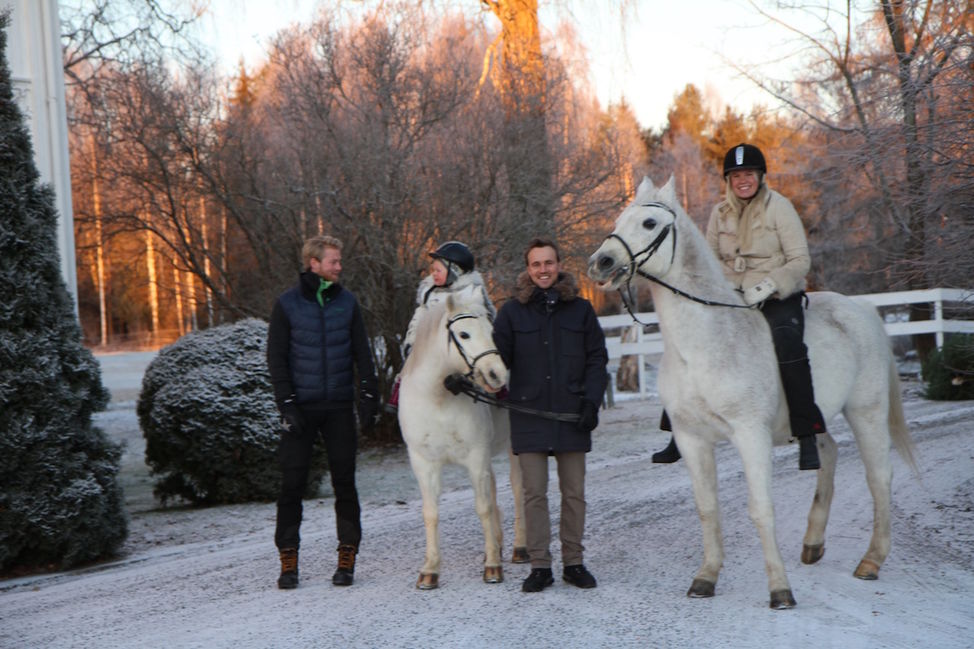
<box><xmin>2</xmin><ymin>352</ymin><xmax>973</xmax><ymax>649</ymax></box>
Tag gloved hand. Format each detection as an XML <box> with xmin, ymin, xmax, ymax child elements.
<box><xmin>280</xmin><ymin>396</ymin><xmax>306</xmax><ymax>435</ymax></box>
<box><xmin>358</xmin><ymin>381</ymin><xmax>380</xmax><ymax>431</ymax></box>
<box><xmin>743</xmin><ymin>277</ymin><xmax>777</xmax><ymax>306</ymax></box>
<box><xmin>577</xmin><ymin>399</ymin><xmax>599</xmax><ymax>433</ymax></box>
<box><xmin>443</xmin><ymin>373</ymin><xmax>469</xmax><ymax>395</ymax></box>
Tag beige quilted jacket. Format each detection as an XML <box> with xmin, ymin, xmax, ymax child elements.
<box><xmin>705</xmin><ymin>183</ymin><xmax>811</xmax><ymax>299</ymax></box>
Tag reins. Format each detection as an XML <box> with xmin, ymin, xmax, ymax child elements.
<box><xmin>605</xmin><ymin>201</ymin><xmax>759</xmax><ymax>324</ymax></box>
<box><xmin>443</xmin><ymin>311</ymin><xmax>581</xmax><ymax>422</ymax></box>
<box><xmin>448</xmin><ymin>378</ymin><xmax>582</xmax><ymax>423</ymax></box>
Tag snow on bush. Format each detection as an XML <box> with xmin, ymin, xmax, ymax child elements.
<box><xmin>137</xmin><ymin>318</ymin><xmax>328</xmax><ymax>504</ymax></box>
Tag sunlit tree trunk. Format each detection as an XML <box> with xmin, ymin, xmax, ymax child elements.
<box><xmin>220</xmin><ymin>204</ymin><xmax>229</xmax><ymax>316</ymax></box>
<box><xmin>144</xmin><ymin>225</ymin><xmax>159</xmax><ymax>341</ymax></box>
<box><xmin>484</xmin><ymin>0</ymin><xmax>553</xmax><ymax>227</ymax></box>
<box><xmin>186</xmin><ymin>269</ymin><xmax>198</xmax><ymax>332</ymax></box>
<box><xmin>200</xmin><ymin>195</ymin><xmax>214</xmax><ymax>327</ymax></box>
<box><xmin>172</xmin><ymin>260</ymin><xmax>184</xmax><ymax>337</ymax></box>
<box><xmin>90</xmin><ymin>136</ymin><xmax>108</xmax><ymax>346</ymax></box>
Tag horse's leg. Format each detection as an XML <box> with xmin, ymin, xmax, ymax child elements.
<box><xmin>487</xmin><ymin>468</ymin><xmax>506</xmax><ymax>581</ymax></box>
<box><xmin>489</xmin><ymin>468</ymin><xmax>503</xmax><ymax>554</ymax></box>
<box><xmin>844</xmin><ymin>403</ymin><xmax>893</xmax><ymax>580</ymax></box>
<box><xmin>733</xmin><ymin>426</ymin><xmax>795</xmax><ymax>609</ymax></box>
<box><xmin>802</xmin><ymin>432</ymin><xmax>838</xmax><ymax>565</ymax></box>
<box><xmin>465</xmin><ymin>454</ymin><xmax>504</xmax><ymax>583</ymax></box>
<box><xmin>677</xmin><ymin>434</ymin><xmax>724</xmax><ymax>599</ymax></box>
<box><xmin>507</xmin><ymin>446</ymin><xmax>528</xmax><ymax>562</ymax></box>
<box><xmin>408</xmin><ymin>451</ymin><xmax>443</xmax><ymax>589</ymax></box>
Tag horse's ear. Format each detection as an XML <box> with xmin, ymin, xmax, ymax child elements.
<box><xmin>445</xmin><ymin>293</ymin><xmax>456</xmax><ymax>311</ymax></box>
<box><xmin>636</xmin><ymin>176</ymin><xmax>656</xmax><ymax>197</ymax></box>
<box><xmin>660</xmin><ymin>175</ymin><xmax>678</xmax><ymax>205</ymax></box>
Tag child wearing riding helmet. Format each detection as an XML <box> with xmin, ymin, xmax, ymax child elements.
<box><xmin>386</xmin><ymin>241</ymin><xmax>495</xmax><ymax>411</ymax></box>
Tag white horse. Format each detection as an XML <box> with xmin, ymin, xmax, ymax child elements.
<box><xmin>588</xmin><ymin>176</ymin><xmax>917</xmax><ymax>609</ymax></box>
<box><xmin>398</xmin><ymin>285</ymin><xmax>527</xmax><ymax>589</ymax></box>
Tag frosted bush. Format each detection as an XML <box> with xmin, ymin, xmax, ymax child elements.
<box><xmin>137</xmin><ymin>318</ymin><xmax>328</xmax><ymax>504</ymax></box>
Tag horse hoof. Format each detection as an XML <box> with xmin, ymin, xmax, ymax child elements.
<box><xmin>801</xmin><ymin>543</ymin><xmax>825</xmax><ymax>564</ymax></box>
<box><xmin>511</xmin><ymin>547</ymin><xmax>530</xmax><ymax>564</ymax></box>
<box><xmin>416</xmin><ymin>573</ymin><xmax>439</xmax><ymax>590</ymax></box>
<box><xmin>687</xmin><ymin>578</ymin><xmax>715</xmax><ymax>598</ymax></box>
<box><xmin>853</xmin><ymin>559</ymin><xmax>880</xmax><ymax>580</ymax></box>
<box><xmin>770</xmin><ymin>589</ymin><xmax>797</xmax><ymax>609</ymax></box>
<box><xmin>483</xmin><ymin>566</ymin><xmax>504</xmax><ymax>584</ymax></box>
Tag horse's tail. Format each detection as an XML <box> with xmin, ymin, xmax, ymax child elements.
<box><xmin>887</xmin><ymin>355</ymin><xmax>919</xmax><ymax>476</ymax></box>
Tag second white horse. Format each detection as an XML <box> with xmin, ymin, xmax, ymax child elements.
<box><xmin>398</xmin><ymin>285</ymin><xmax>526</xmax><ymax>589</ymax></box>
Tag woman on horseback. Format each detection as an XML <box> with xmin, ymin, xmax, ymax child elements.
<box><xmin>386</xmin><ymin>241</ymin><xmax>495</xmax><ymax>411</ymax></box>
<box><xmin>653</xmin><ymin>143</ymin><xmax>827</xmax><ymax>470</ymax></box>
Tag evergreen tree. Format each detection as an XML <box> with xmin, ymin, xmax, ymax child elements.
<box><xmin>0</xmin><ymin>13</ymin><xmax>127</xmax><ymax>572</ymax></box>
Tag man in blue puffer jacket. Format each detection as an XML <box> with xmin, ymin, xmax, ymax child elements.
<box><xmin>267</xmin><ymin>235</ymin><xmax>379</xmax><ymax>590</ymax></box>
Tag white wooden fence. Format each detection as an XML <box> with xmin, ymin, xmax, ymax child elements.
<box><xmin>597</xmin><ymin>288</ymin><xmax>974</xmax><ymax>398</ymax></box>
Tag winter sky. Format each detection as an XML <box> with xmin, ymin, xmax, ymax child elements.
<box><xmin>198</xmin><ymin>0</ymin><xmax>837</xmax><ymax>131</ymax></box>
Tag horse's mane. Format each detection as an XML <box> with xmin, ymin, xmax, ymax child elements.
<box><xmin>411</xmin><ymin>301</ymin><xmax>448</xmax><ymax>356</ymax></box>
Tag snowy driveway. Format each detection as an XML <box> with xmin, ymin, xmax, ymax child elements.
<box><xmin>2</xmin><ymin>372</ymin><xmax>973</xmax><ymax>648</ymax></box>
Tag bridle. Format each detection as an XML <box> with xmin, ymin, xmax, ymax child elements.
<box><xmin>446</xmin><ymin>312</ymin><xmax>502</xmax><ymax>380</ymax></box>
<box><xmin>601</xmin><ymin>201</ymin><xmax>757</xmax><ymax>325</ymax></box>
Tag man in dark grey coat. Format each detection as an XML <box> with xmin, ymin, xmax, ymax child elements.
<box><xmin>492</xmin><ymin>238</ymin><xmax>608</xmax><ymax>593</ymax></box>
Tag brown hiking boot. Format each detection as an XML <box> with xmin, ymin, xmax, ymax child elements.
<box><xmin>333</xmin><ymin>544</ymin><xmax>357</xmax><ymax>586</ymax></box>
<box><xmin>277</xmin><ymin>548</ymin><xmax>299</xmax><ymax>589</ymax></box>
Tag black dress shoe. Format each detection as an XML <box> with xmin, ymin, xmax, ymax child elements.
<box><xmin>521</xmin><ymin>568</ymin><xmax>554</xmax><ymax>592</ymax></box>
<box><xmin>652</xmin><ymin>436</ymin><xmax>681</xmax><ymax>463</ymax></box>
<box><xmin>562</xmin><ymin>564</ymin><xmax>597</xmax><ymax>589</ymax></box>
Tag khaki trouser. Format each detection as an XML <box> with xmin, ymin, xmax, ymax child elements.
<box><xmin>518</xmin><ymin>451</ymin><xmax>586</xmax><ymax>569</ymax></box>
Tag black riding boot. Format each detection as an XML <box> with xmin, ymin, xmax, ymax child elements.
<box><xmin>779</xmin><ymin>359</ymin><xmax>826</xmax><ymax>471</ymax></box>
<box><xmin>652</xmin><ymin>412</ymin><xmax>681</xmax><ymax>463</ymax></box>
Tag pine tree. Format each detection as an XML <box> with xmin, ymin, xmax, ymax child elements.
<box><xmin>0</xmin><ymin>13</ymin><xmax>127</xmax><ymax>572</ymax></box>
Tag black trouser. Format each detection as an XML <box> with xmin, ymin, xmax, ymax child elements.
<box><xmin>760</xmin><ymin>292</ymin><xmax>825</xmax><ymax>438</ymax></box>
<box><xmin>659</xmin><ymin>292</ymin><xmax>823</xmax><ymax>437</ymax></box>
<box><xmin>275</xmin><ymin>406</ymin><xmax>361</xmax><ymax>551</ymax></box>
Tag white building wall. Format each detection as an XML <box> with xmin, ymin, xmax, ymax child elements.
<box><xmin>7</xmin><ymin>0</ymin><xmax>77</xmax><ymax>309</ymax></box>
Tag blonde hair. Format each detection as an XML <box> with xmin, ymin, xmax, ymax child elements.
<box><xmin>302</xmin><ymin>235</ymin><xmax>343</xmax><ymax>268</ymax></box>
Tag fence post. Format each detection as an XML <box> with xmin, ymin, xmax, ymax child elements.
<box><xmin>934</xmin><ymin>290</ymin><xmax>945</xmax><ymax>349</ymax></box>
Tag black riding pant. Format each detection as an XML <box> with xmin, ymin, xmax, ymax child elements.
<box><xmin>275</xmin><ymin>406</ymin><xmax>361</xmax><ymax>551</ymax></box>
<box><xmin>760</xmin><ymin>292</ymin><xmax>825</xmax><ymax>439</ymax></box>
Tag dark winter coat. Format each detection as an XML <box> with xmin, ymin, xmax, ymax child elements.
<box><xmin>492</xmin><ymin>271</ymin><xmax>608</xmax><ymax>454</ymax></box>
<box><xmin>267</xmin><ymin>271</ymin><xmax>376</xmax><ymax>409</ymax></box>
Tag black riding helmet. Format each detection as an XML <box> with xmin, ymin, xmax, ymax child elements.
<box><xmin>723</xmin><ymin>143</ymin><xmax>767</xmax><ymax>177</ymax></box>
<box><xmin>429</xmin><ymin>241</ymin><xmax>475</xmax><ymax>274</ymax></box>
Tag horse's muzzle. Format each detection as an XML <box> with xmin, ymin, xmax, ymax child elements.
<box><xmin>587</xmin><ymin>253</ymin><xmax>627</xmax><ymax>289</ymax></box>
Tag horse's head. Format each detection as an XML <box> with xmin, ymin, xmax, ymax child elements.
<box><xmin>588</xmin><ymin>175</ymin><xmax>680</xmax><ymax>290</ymax></box>
<box><xmin>444</xmin><ymin>286</ymin><xmax>508</xmax><ymax>393</ymax></box>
